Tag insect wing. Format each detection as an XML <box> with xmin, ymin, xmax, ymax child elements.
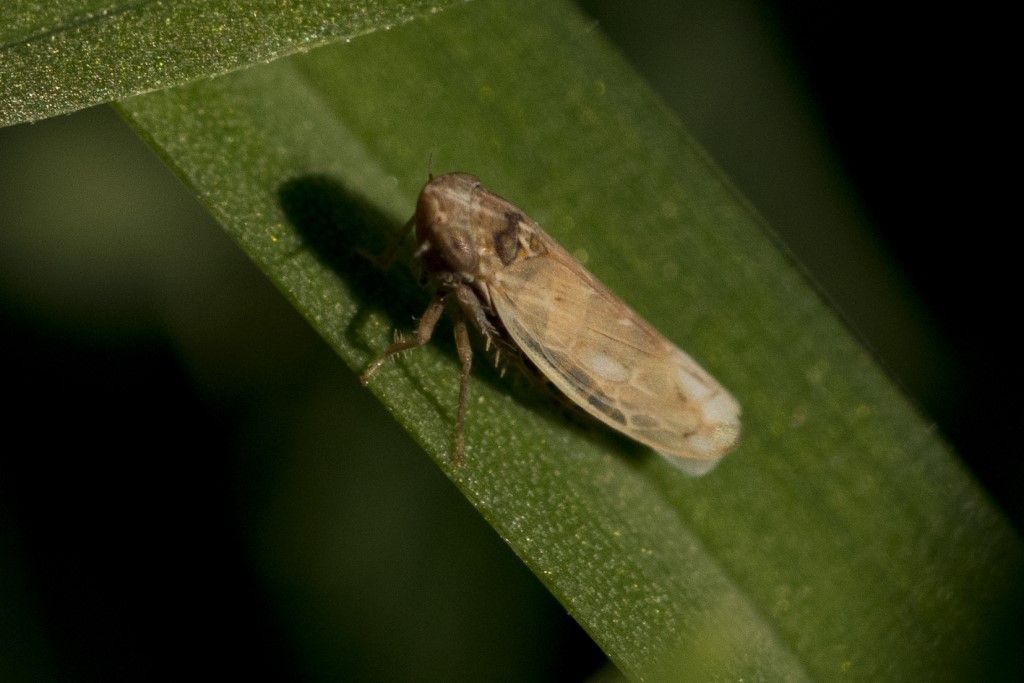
<box><xmin>489</xmin><ymin>239</ymin><xmax>741</xmax><ymax>466</ymax></box>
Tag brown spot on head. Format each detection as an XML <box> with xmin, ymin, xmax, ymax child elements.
<box><xmin>494</xmin><ymin>211</ymin><xmax>521</xmax><ymax>265</ymax></box>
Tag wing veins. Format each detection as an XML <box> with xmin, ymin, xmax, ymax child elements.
<box><xmin>587</xmin><ymin>324</ymin><xmax>659</xmax><ymax>356</ymax></box>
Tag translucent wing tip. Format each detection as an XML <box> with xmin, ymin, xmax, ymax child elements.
<box><xmin>661</xmin><ymin>452</ymin><xmax>725</xmax><ymax>477</ymax></box>
<box><xmin>658</xmin><ymin>417</ymin><xmax>740</xmax><ymax>477</ymax></box>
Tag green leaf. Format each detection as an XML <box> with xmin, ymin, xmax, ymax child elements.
<box><xmin>0</xmin><ymin>0</ymin><xmax>469</xmax><ymax>127</ymax></box>
<box><xmin>116</xmin><ymin>0</ymin><xmax>1022</xmax><ymax>679</ymax></box>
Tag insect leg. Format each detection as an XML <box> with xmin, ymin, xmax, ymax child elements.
<box><xmin>452</xmin><ymin>282</ymin><xmax>497</xmax><ymax>342</ymax></box>
<box><xmin>453</xmin><ymin>281</ymin><xmax>508</xmax><ymax>374</ymax></box>
<box><xmin>358</xmin><ymin>214</ymin><xmax>416</xmax><ymax>270</ymax></box>
<box><xmin>360</xmin><ymin>294</ymin><xmax>445</xmax><ymax>384</ymax></box>
<box><xmin>452</xmin><ymin>313</ymin><xmax>473</xmax><ymax>466</ymax></box>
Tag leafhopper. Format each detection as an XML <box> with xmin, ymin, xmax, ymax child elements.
<box><xmin>361</xmin><ymin>173</ymin><xmax>741</xmax><ymax>474</ymax></box>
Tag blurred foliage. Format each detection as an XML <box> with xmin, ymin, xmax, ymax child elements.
<box><xmin>0</xmin><ymin>0</ymin><xmax>470</xmax><ymax>126</ymax></box>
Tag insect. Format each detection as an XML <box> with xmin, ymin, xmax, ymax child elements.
<box><xmin>360</xmin><ymin>173</ymin><xmax>741</xmax><ymax>473</ymax></box>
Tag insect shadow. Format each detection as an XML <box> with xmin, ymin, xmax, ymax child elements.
<box><xmin>276</xmin><ymin>174</ymin><xmax>447</xmax><ymax>420</ymax></box>
<box><xmin>277</xmin><ymin>174</ymin><xmax>418</xmax><ymax>343</ymax></box>
<box><xmin>276</xmin><ymin>174</ymin><xmax>649</xmax><ymax>466</ymax></box>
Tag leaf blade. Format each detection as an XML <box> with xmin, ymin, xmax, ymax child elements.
<box><xmin>0</xmin><ymin>0</ymin><xmax>470</xmax><ymax>127</ymax></box>
<box><xmin>117</xmin><ymin>1</ymin><xmax>1024</xmax><ymax>678</ymax></box>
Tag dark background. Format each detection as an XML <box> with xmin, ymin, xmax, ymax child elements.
<box><xmin>1</xmin><ymin>1</ymin><xmax>1017</xmax><ymax>680</ymax></box>
<box><xmin>580</xmin><ymin>0</ymin><xmax>1020</xmax><ymax>524</ymax></box>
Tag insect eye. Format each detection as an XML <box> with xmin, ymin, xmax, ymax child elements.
<box><xmin>442</xmin><ymin>230</ymin><xmax>479</xmax><ymax>272</ymax></box>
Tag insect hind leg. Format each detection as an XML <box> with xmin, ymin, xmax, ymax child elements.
<box><xmin>360</xmin><ymin>294</ymin><xmax>445</xmax><ymax>384</ymax></box>
<box><xmin>452</xmin><ymin>282</ymin><xmax>497</xmax><ymax>345</ymax></box>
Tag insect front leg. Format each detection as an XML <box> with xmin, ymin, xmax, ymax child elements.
<box><xmin>452</xmin><ymin>314</ymin><xmax>473</xmax><ymax>465</ymax></box>
<box><xmin>360</xmin><ymin>294</ymin><xmax>445</xmax><ymax>384</ymax></box>
<box><xmin>358</xmin><ymin>215</ymin><xmax>415</xmax><ymax>270</ymax></box>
